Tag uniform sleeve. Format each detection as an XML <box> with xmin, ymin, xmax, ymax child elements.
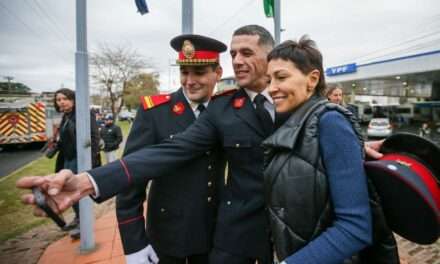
<box><xmin>116</xmin><ymin>107</ymin><xmax>155</xmax><ymax>254</ymax></box>
<box><xmin>284</xmin><ymin>111</ymin><xmax>372</xmax><ymax>264</ymax></box>
<box><xmin>88</xmin><ymin>106</ymin><xmax>219</xmax><ymax>201</ymax></box>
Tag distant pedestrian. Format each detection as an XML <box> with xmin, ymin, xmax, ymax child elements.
<box><xmin>100</xmin><ymin>115</ymin><xmax>122</xmax><ymax>163</ymax></box>
<box><xmin>326</xmin><ymin>83</ymin><xmax>344</xmax><ymax>105</ymax></box>
<box><xmin>419</xmin><ymin>122</ymin><xmax>431</xmax><ymax>138</ymax></box>
<box><xmin>53</xmin><ymin>88</ymin><xmax>100</xmax><ymax>239</ymax></box>
<box><xmin>95</xmin><ymin>112</ymin><xmax>105</xmax><ymax>129</ymax></box>
<box><xmin>326</xmin><ymin>83</ymin><xmax>358</xmax><ymax>119</ymax></box>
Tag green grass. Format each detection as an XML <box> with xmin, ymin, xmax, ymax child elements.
<box><xmin>0</xmin><ymin>156</ymin><xmax>55</xmax><ymax>242</ymax></box>
<box><xmin>0</xmin><ymin>121</ymin><xmax>132</xmax><ymax>242</ymax></box>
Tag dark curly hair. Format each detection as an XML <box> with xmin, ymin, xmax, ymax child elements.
<box><xmin>54</xmin><ymin>88</ymin><xmax>75</xmax><ymax>113</ymax></box>
<box><xmin>267</xmin><ymin>36</ymin><xmax>326</xmax><ymax>95</ymax></box>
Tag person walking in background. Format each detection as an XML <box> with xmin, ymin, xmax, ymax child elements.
<box><xmin>53</xmin><ymin>88</ymin><xmax>100</xmax><ymax>239</ymax></box>
<box><xmin>100</xmin><ymin>115</ymin><xmax>122</xmax><ymax>164</ymax></box>
<box><xmin>419</xmin><ymin>122</ymin><xmax>431</xmax><ymax>138</ymax></box>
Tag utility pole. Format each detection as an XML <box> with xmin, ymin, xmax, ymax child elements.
<box><xmin>75</xmin><ymin>0</ymin><xmax>95</xmax><ymax>253</ymax></box>
<box><xmin>274</xmin><ymin>0</ymin><xmax>281</xmax><ymax>44</ymax></box>
<box><xmin>182</xmin><ymin>0</ymin><xmax>193</xmax><ymax>34</ymax></box>
<box><xmin>3</xmin><ymin>76</ymin><xmax>14</xmax><ymax>93</ymax></box>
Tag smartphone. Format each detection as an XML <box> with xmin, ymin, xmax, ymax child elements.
<box><xmin>32</xmin><ymin>187</ymin><xmax>66</xmax><ymax>228</ymax></box>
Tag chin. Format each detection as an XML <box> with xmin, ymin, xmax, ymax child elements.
<box><xmin>236</xmin><ymin>79</ymin><xmax>250</xmax><ymax>88</ymax></box>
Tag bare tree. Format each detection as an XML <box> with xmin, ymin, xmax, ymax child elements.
<box><xmin>90</xmin><ymin>44</ymin><xmax>153</xmax><ymax>118</ymax></box>
<box><xmin>124</xmin><ymin>72</ymin><xmax>160</xmax><ymax>111</ymax></box>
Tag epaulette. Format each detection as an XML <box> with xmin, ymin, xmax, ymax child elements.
<box><xmin>140</xmin><ymin>94</ymin><xmax>171</xmax><ymax>110</ymax></box>
<box><xmin>212</xmin><ymin>88</ymin><xmax>237</xmax><ymax>100</ymax></box>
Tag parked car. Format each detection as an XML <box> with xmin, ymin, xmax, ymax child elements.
<box><xmin>367</xmin><ymin>118</ymin><xmax>393</xmax><ymax>138</ymax></box>
<box><xmin>118</xmin><ymin>111</ymin><xmax>135</xmax><ymax>121</ymax></box>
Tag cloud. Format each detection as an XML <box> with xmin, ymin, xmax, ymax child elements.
<box><xmin>1</xmin><ymin>0</ymin><xmax>439</xmax><ymax>92</ymax></box>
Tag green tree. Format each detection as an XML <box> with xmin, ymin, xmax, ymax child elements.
<box><xmin>124</xmin><ymin>73</ymin><xmax>160</xmax><ymax>110</ymax></box>
<box><xmin>0</xmin><ymin>82</ymin><xmax>31</xmax><ymax>94</ymax></box>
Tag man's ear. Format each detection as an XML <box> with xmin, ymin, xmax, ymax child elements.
<box><xmin>215</xmin><ymin>66</ymin><xmax>223</xmax><ymax>81</ymax></box>
<box><xmin>307</xmin><ymin>69</ymin><xmax>320</xmax><ymax>92</ymax></box>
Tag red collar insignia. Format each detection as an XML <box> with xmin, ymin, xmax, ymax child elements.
<box><xmin>233</xmin><ymin>97</ymin><xmax>245</xmax><ymax>109</ymax></box>
<box><xmin>172</xmin><ymin>102</ymin><xmax>185</xmax><ymax>115</ymax></box>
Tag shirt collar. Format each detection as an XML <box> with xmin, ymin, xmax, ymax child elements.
<box><xmin>243</xmin><ymin>88</ymin><xmax>273</xmax><ymax>104</ymax></box>
<box><xmin>182</xmin><ymin>88</ymin><xmax>210</xmax><ymax>113</ymax></box>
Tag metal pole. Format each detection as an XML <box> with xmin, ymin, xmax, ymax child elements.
<box><xmin>274</xmin><ymin>0</ymin><xmax>281</xmax><ymax>44</ymax></box>
<box><xmin>75</xmin><ymin>0</ymin><xmax>95</xmax><ymax>253</ymax></box>
<box><xmin>182</xmin><ymin>0</ymin><xmax>193</xmax><ymax>34</ymax></box>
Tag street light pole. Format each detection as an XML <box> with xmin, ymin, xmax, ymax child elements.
<box><xmin>274</xmin><ymin>0</ymin><xmax>281</xmax><ymax>44</ymax></box>
<box><xmin>75</xmin><ymin>0</ymin><xmax>95</xmax><ymax>253</ymax></box>
<box><xmin>182</xmin><ymin>0</ymin><xmax>193</xmax><ymax>34</ymax></box>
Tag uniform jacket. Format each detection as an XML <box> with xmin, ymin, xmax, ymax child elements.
<box><xmin>100</xmin><ymin>123</ymin><xmax>122</xmax><ymax>152</ymax></box>
<box><xmin>116</xmin><ymin>88</ymin><xmax>226</xmax><ymax>257</ymax></box>
<box><xmin>90</xmin><ymin>88</ymin><xmax>287</xmax><ymax>259</ymax></box>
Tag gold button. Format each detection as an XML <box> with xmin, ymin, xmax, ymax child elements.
<box><xmin>207</xmin><ymin>197</ymin><xmax>212</xmax><ymax>202</ymax></box>
<box><xmin>235</xmin><ymin>143</ymin><xmax>240</xmax><ymax>148</ymax></box>
<box><xmin>208</xmin><ymin>181</ymin><xmax>212</xmax><ymax>187</ymax></box>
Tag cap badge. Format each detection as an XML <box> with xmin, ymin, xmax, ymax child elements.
<box><xmin>233</xmin><ymin>97</ymin><xmax>246</xmax><ymax>109</ymax></box>
<box><xmin>172</xmin><ymin>102</ymin><xmax>185</xmax><ymax>115</ymax></box>
<box><xmin>182</xmin><ymin>40</ymin><xmax>195</xmax><ymax>59</ymax></box>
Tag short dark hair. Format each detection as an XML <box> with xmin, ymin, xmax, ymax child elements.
<box><xmin>267</xmin><ymin>36</ymin><xmax>326</xmax><ymax>95</ymax></box>
<box><xmin>54</xmin><ymin>88</ymin><xmax>75</xmax><ymax>113</ymax></box>
<box><xmin>233</xmin><ymin>25</ymin><xmax>275</xmax><ymax>48</ymax></box>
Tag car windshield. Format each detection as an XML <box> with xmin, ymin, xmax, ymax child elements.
<box><xmin>371</xmin><ymin>120</ymin><xmax>389</xmax><ymax>126</ymax></box>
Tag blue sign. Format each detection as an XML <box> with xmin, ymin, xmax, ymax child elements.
<box><xmin>326</xmin><ymin>63</ymin><xmax>357</xmax><ymax>76</ymax></box>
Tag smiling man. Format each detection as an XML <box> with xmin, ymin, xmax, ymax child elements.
<box><xmin>116</xmin><ymin>34</ymin><xmax>227</xmax><ymax>264</ymax></box>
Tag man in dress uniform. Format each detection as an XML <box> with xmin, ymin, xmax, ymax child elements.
<box><xmin>19</xmin><ymin>24</ymin><xmax>280</xmax><ymax>264</ymax></box>
<box><xmin>17</xmin><ymin>25</ymin><xmax>384</xmax><ymax>264</ymax></box>
<box><xmin>117</xmin><ymin>34</ymin><xmax>227</xmax><ymax>264</ymax></box>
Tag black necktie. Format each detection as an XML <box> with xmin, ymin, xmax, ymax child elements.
<box><xmin>197</xmin><ymin>104</ymin><xmax>205</xmax><ymax>118</ymax></box>
<box><xmin>254</xmin><ymin>94</ymin><xmax>273</xmax><ymax>136</ymax></box>
<box><xmin>197</xmin><ymin>104</ymin><xmax>206</xmax><ymax>113</ymax></box>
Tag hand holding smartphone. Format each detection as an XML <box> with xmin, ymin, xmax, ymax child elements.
<box><xmin>32</xmin><ymin>187</ymin><xmax>66</xmax><ymax>228</ymax></box>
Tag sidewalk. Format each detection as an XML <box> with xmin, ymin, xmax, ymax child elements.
<box><xmin>37</xmin><ymin>211</ymin><xmax>125</xmax><ymax>264</ymax></box>
<box><xmin>37</xmin><ymin>211</ymin><xmax>439</xmax><ymax>264</ymax></box>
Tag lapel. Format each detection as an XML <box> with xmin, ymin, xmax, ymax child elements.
<box><xmin>233</xmin><ymin>88</ymin><xmax>265</xmax><ymax>137</ymax></box>
<box><xmin>172</xmin><ymin>88</ymin><xmax>195</xmax><ymax>129</ymax></box>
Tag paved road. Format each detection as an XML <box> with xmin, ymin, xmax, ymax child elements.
<box><xmin>0</xmin><ymin>143</ymin><xmax>43</xmax><ymax>178</ymax></box>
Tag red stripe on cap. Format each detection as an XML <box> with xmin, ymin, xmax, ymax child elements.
<box><xmin>118</xmin><ymin>215</ymin><xmax>144</xmax><ymax>225</ymax></box>
<box><xmin>382</xmin><ymin>153</ymin><xmax>440</xmax><ymax>211</ymax></box>
<box><xmin>119</xmin><ymin>159</ymin><xmax>132</xmax><ymax>185</ymax></box>
<box><xmin>178</xmin><ymin>50</ymin><xmax>219</xmax><ymax>60</ymax></box>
